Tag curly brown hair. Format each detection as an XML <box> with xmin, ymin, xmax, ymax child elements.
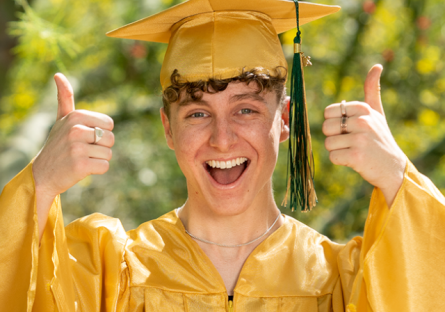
<box><xmin>162</xmin><ymin>67</ymin><xmax>288</xmax><ymax>117</ymax></box>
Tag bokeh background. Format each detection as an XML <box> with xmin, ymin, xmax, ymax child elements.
<box><xmin>1</xmin><ymin>0</ymin><xmax>444</xmax><ymax>242</ymax></box>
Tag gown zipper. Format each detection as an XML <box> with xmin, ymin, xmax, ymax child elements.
<box><xmin>228</xmin><ymin>299</ymin><xmax>233</xmax><ymax>312</ymax></box>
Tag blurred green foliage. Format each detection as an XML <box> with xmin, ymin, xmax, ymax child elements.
<box><xmin>1</xmin><ymin>0</ymin><xmax>444</xmax><ymax>241</ymax></box>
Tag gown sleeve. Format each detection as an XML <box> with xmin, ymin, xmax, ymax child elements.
<box><xmin>339</xmin><ymin>158</ymin><xmax>445</xmax><ymax>312</ymax></box>
<box><xmin>0</xmin><ymin>162</ymin><xmax>130</xmax><ymax>312</ymax></box>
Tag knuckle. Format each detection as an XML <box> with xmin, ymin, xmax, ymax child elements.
<box><xmin>358</xmin><ymin>102</ymin><xmax>372</xmax><ymax>115</ymax></box>
<box><xmin>109</xmin><ymin>131</ymin><xmax>115</xmax><ymax>146</ymax></box>
<box><xmin>68</xmin><ymin>125</ymin><xmax>83</xmax><ymax>140</ymax></box>
<box><xmin>329</xmin><ymin>152</ymin><xmax>337</xmax><ymax>164</ymax></box>
<box><xmin>106</xmin><ymin>148</ymin><xmax>113</xmax><ymax>161</ymax></box>
<box><xmin>59</xmin><ymin>89</ymin><xmax>74</xmax><ymax>102</ymax></box>
<box><xmin>64</xmin><ymin>87</ymin><xmax>74</xmax><ymax>98</ymax></box>
<box><xmin>73</xmin><ymin>158</ymin><xmax>88</xmax><ymax>175</ymax></box>
<box><xmin>65</xmin><ymin>111</ymin><xmax>75</xmax><ymax>123</ymax></box>
<box><xmin>108</xmin><ymin>117</ymin><xmax>114</xmax><ymax>131</ymax></box>
<box><xmin>70</xmin><ymin>142</ymin><xmax>85</xmax><ymax>156</ymax></box>
<box><xmin>324</xmin><ymin>137</ymin><xmax>332</xmax><ymax>151</ymax></box>
<box><xmin>322</xmin><ymin>120</ymin><xmax>329</xmax><ymax>135</ymax></box>
<box><xmin>353</xmin><ymin>133</ymin><xmax>368</xmax><ymax>146</ymax></box>
<box><xmin>351</xmin><ymin>148</ymin><xmax>364</xmax><ymax>164</ymax></box>
<box><xmin>356</xmin><ymin>115</ymin><xmax>371</xmax><ymax>130</ymax></box>
<box><xmin>66</xmin><ymin>110</ymin><xmax>82</xmax><ymax>123</ymax></box>
<box><xmin>98</xmin><ymin>113</ymin><xmax>114</xmax><ymax>131</ymax></box>
<box><xmin>103</xmin><ymin>161</ymin><xmax>110</xmax><ymax>172</ymax></box>
<box><xmin>324</xmin><ymin>105</ymin><xmax>333</xmax><ymax>119</ymax></box>
<box><xmin>98</xmin><ymin>161</ymin><xmax>110</xmax><ymax>174</ymax></box>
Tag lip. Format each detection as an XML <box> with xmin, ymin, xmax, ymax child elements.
<box><xmin>202</xmin><ymin>158</ymin><xmax>251</xmax><ymax>190</ymax></box>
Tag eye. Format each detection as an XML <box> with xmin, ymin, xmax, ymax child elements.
<box><xmin>189</xmin><ymin>112</ymin><xmax>207</xmax><ymax>118</ymax></box>
<box><xmin>240</xmin><ymin>108</ymin><xmax>253</xmax><ymax>115</ymax></box>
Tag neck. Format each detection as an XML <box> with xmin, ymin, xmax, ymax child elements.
<box><xmin>177</xmin><ymin>184</ymin><xmax>284</xmax><ymax>295</ymax></box>
<box><xmin>178</xmin><ymin>183</ymin><xmax>283</xmax><ymax>250</ymax></box>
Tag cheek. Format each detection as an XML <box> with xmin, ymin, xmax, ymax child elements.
<box><xmin>173</xmin><ymin>126</ymin><xmax>193</xmax><ymax>154</ymax></box>
<box><xmin>268</xmin><ymin>113</ymin><xmax>284</xmax><ymax>149</ymax></box>
<box><xmin>242</xmin><ymin>117</ymin><xmax>281</xmax><ymax>159</ymax></box>
<box><xmin>171</xmin><ymin>124</ymin><xmax>204</xmax><ymax>169</ymax></box>
<box><xmin>264</xmin><ymin>114</ymin><xmax>285</xmax><ymax>164</ymax></box>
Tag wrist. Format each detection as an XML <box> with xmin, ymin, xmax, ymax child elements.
<box><xmin>35</xmin><ymin>184</ymin><xmax>58</xmax><ymax>202</ymax></box>
<box><xmin>378</xmin><ymin>154</ymin><xmax>407</xmax><ymax>207</ymax></box>
<box><xmin>32</xmin><ymin>161</ymin><xmax>58</xmax><ymax>200</ymax></box>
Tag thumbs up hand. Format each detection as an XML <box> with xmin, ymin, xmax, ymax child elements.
<box><xmin>32</xmin><ymin>73</ymin><xmax>115</xmax><ymax>200</ymax></box>
<box><xmin>322</xmin><ymin>65</ymin><xmax>406</xmax><ymax>207</ymax></box>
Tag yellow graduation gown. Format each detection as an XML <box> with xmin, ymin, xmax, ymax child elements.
<box><xmin>1</xmin><ymin>158</ymin><xmax>445</xmax><ymax>311</ymax></box>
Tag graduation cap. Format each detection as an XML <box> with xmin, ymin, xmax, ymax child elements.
<box><xmin>107</xmin><ymin>0</ymin><xmax>340</xmax><ymax>212</ymax></box>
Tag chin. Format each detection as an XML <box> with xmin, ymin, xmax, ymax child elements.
<box><xmin>202</xmin><ymin>194</ymin><xmax>253</xmax><ymax>217</ymax></box>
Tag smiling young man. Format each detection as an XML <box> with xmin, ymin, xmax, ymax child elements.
<box><xmin>1</xmin><ymin>0</ymin><xmax>445</xmax><ymax>311</ymax></box>
<box><xmin>160</xmin><ymin>71</ymin><xmax>290</xmax><ymax>296</ymax></box>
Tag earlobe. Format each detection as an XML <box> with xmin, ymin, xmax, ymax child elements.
<box><xmin>160</xmin><ymin>107</ymin><xmax>175</xmax><ymax>150</ymax></box>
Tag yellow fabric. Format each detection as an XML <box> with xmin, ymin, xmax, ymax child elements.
<box><xmin>106</xmin><ymin>0</ymin><xmax>340</xmax><ymax>89</ymax></box>
<box><xmin>159</xmin><ymin>11</ymin><xmax>288</xmax><ymax>90</ymax></box>
<box><xmin>1</xmin><ymin>159</ymin><xmax>445</xmax><ymax>311</ymax></box>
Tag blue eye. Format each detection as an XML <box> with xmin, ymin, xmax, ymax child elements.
<box><xmin>190</xmin><ymin>112</ymin><xmax>206</xmax><ymax>118</ymax></box>
<box><xmin>240</xmin><ymin>108</ymin><xmax>253</xmax><ymax>114</ymax></box>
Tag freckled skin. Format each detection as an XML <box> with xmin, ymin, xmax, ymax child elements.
<box><xmin>160</xmin><ymin>81</ymin><xmax>289</xmax><ymax>218</ymax></box>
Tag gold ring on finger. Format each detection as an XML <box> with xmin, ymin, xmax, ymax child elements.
<box><xmin>340</xmin><ymin>116</ymin><xmax>348</xmax><ymax>134</ymax></box>
<box><xmin>94</xmin><ymin>127</ymin><xmax>104</xmax><ymax>144</ymax></box>
<box><xmin>340</xmin><ymin>100</ymin><xmax>347</xmax><ymax>117</ymax></box>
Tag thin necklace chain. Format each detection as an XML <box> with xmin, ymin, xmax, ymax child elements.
<box><xmin>184</xmin><ymin>213</ymin><xmax>281</xmax><ymax>248</ymax></box>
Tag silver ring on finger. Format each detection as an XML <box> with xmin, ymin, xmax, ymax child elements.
<box><xmin>340</xmin><ymin>116</ymin><xmax>348</xmax><ymax>134</ymax></box>
<box><xmin>340</xmin><ymin>100</ymin><xmax>347</xmax><ymax>117</ymax></box>
<box><xmin>93</xmin><ymin>127</ymin><xmax>104</xmax><ymax>144</ymax></box>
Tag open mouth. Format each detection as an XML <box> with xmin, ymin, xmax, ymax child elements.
<box><xmin>205</xmin><ymin>157</ymin><xmax>250</xmax><ymax>185</ymax></box>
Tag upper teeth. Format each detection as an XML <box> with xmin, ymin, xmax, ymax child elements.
<box><xmin>206</xmin><ymin>157</ymin><xmax>248</xmax><ymax>169</ymax></box>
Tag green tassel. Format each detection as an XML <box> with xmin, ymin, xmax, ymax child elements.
<box><xmin>282</xmin><ymin>0</ymin><xmax>317</xmax><ymax>212</ymax></box>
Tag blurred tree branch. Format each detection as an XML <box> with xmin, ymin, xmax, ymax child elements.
<box><xmin>333</xmin><ymin>0</ymin><xmax>384</xmax><ymax>100</ymax></box>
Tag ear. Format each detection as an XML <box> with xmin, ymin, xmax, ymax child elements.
<box><xmin>279</xmin><ymin>96</ymin><xmax>290</xmax><ymax>143</ymax></box>
<box><xmin>160</xmin><ymin>107</ymin><xmax>175</xmax><ymax>150</ymax></box>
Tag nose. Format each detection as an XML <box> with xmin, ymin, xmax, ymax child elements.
<box><xmin>209</xmin><ymin>117</ymin><xmax>237</xmax><ymax>152</ymax></box>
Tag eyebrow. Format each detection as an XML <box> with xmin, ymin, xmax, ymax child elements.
<box><xmin>177</xmin><ymin>92</ymin><xmax>267</xmax><ymax>107</ymax></box>
<box><xmin>229</xmin><ymin>93</ymin><xmax>267</xmax><ymax>105</ymax></box>
<box><xmin>178</xmin><ymin>98</ymin><xmax>208</xmax><ymax>107</ymax></box>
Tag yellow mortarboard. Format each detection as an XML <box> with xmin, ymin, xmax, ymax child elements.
<box><xmin>107</xmin><ymin>0</ymin><xmax>339</xmax><ymax>90</ymax></box>
<box><xmin>106</xmin><ymin>0</ymin><xmax>340</xmax><ymax>212</ymax></box>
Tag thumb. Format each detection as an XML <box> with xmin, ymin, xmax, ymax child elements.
<box><xmin>54</xmin><ymin>73</ymin><xmax>75</xmax><ymax>120</ymax></box>
<box><xmin>364</xmin><ymin>64</ymin><xmax>385</xmax><ymax>117</ymax></box>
